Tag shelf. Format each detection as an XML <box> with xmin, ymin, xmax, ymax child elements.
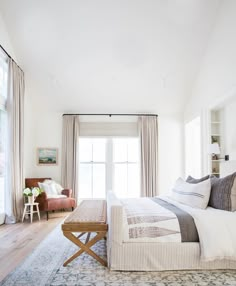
<box><xmin>210</xmin><ymin>109</ymin><xmax>224</xmax><ymax>178</ymax></box>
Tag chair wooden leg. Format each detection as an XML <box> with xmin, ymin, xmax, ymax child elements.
<box><xmin>46</xmin><ymin>211</ymin><xmax>49</xmax><ymax>220</ymax></box>
<box><xmin>72</xmin><ymin>207</ymin><xmax>74</xmax><ymax>211</ymax></box>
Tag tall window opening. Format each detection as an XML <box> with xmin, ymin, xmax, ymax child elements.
<box><xmin>0</xmin><ymin>51</ymin><xmax>8</xmax><ymax>215</ymax></box>
<box><xmin>78</xmin><ymin>137</ymin><xmax>140</xmax><ymax>199</ymax></box>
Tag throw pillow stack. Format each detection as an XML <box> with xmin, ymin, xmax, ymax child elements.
<box><xmin>171</xmin><ymin>172</ymin><xmax>236</xmax><ymax>211</ymax></box>
<box><xmin>38</xmin><ymin>180</ymin><xmax>64</xmax><ymax>196</ymax></box>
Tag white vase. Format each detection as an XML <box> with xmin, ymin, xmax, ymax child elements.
<box><xmin>28</xmin><ymin>196</ymin><xmax>35</xmax><ymax>204</ymax></box>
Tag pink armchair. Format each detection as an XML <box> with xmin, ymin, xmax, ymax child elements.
<box><xmin>25</xmin><ymin>178</ymin><xmax>76</xmax><ymax>220</ymax></box>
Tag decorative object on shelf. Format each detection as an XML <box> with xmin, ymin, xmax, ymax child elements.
<box><xmin>225</xmin><ymin>155</ymin><xmax>229</xmax><ymax>161</ymax></box>
<box><xmin>37</xmin><ymin>147</ymin><xmax>58</xmax><ymax>166</ymax></box>
<box><xmin>211</xmin><ymin>136</ymin><xmax>219</xmax><ymax>143</ymax></box>
<box><xmin>23</xmin><ymin>187</ymin><xmax>42</xmax><ymax>203</ymax></box>
<box><xmin>209</xmin><ymin>143</ymin><xmax>221</xmax><ymax>160</ymax></box>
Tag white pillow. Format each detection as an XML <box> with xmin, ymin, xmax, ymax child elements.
<box><xmin>43</xmin><ymin>179</ymin><xmax>64</xmax><ymax>195</ymax></box>
<box><xmin>38</xmin><ymin>182</ymin><xmax>58</xmax><ymax>196</ymax></box>
<box><xmin>54</xmin><ymin>183</ymin><xmax>64</xmax><ymax>195</ymax></box>
<box><xmin>171</xmin><ymin>177</ymin><xmax>211</xmax><ymax>209</ymax></box>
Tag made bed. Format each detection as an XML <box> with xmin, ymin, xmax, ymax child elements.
<box><xmin>107</xmin><ymin>174</ymin><xmax>236</xmax><ymax>271</ymax></box>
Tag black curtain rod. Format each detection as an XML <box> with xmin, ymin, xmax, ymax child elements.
<box><xmin>0</xmin><ymin>44</ymin><xmax>23</xmax><ymax>72</ymax></box>
<box><xmin>63</xmin><ymin>113</ymin><xmax>158</xmax><ymax>117</ymax></box>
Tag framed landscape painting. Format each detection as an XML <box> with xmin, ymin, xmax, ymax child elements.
<box><xmin>37</xmin><ymin>148</ymin><xmax>58</xmax><ymax>166</ymax></box>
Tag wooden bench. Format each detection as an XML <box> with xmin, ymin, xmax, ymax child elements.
<box><xmin>61</xmin><ymin>199</ymin><xmax>108</xmax><ymax>267</ymax></box>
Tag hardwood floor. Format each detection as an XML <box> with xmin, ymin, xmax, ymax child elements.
<box><xmin>0</xmin><ymin>211</ymin><xmax>70</xmax><ymax>281</ymax></box>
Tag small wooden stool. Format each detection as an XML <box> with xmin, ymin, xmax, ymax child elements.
<box><xmin>62</xmin><ymin>200</ymin><xmax>108</xmax><ymax>267</ymax></box>
<box><xmin>22</xmin><ymin>202</ymin><xmax>41</xmax><ymax>223</ymax></box>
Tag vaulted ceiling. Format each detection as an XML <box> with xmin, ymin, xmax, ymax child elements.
<box><xmin>0</xmin><ymin>0</ymin><xmax>221</xmax><ymax>113</ymax></box>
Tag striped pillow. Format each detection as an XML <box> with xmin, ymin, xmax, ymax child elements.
<box><xmin>171</xmin><ymin>177</ymin><xmax>211</xmax><ymax>209</ymax></box>
<box><xmin>209</xmin><ymin>172</ymin><xmax>236</xmax><ymax>211</ymax></box>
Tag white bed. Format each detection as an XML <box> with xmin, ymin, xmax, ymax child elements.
<box><xmin>107</xmin><ymin>192</ymin><xmax>236</xmax><ymax>271</ymax></box>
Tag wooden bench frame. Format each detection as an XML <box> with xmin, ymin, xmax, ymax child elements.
<box><xmin>61</xmin><ymin>200</ymin><xmax>108</xmax><ymax>267</ymax></box>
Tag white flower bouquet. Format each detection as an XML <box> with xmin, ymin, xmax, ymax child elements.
<box><xmin>23</xmin><ymin>187</ymin><xmax>43</xmax><ymax>204</ymax></box>
<box><xmin>23</xmin><ymin>187</ymin><xmax>42</xmax><ymax>197</ymax></box>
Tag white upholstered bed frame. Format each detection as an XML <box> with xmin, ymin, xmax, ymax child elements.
<box><xmin>107</xmin><ymin>194</ymin><xmax>236</xmax><ymax>271</ymax></box>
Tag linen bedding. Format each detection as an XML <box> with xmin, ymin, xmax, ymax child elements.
<box><xmin>162</xmin><ymin>195</ymin><xmax>236</xmax><ymax>262</ymax></box>
<box><xmin>121</xmin><ymin>195</ymin><xmax>236</xmax><ymax>261</ymax></box>
<box><xmin>121</xmin><ymin>197</ymin><xmax>198</xmax><ymax>243</ymax></box>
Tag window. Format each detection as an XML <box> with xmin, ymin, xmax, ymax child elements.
<box><xmin>185</xmin><ymin>116</ymin><xmax>201</xmax><ymax>178</ymax></box>
<box><xmin>113</xmin><ymin>138</ymin><xmax>140</xmax><ymax>198</ymax></box>
<box><xmin>0</xmin><ymin>51</ymin><xmax>8</xmax><ymax>214</ymax></box>
<box><xmin>78</xmin><ymin>137</ymin><xmax>140</xmax><ymax>199</ymax></box>
<box><xmin>79</xmin><ymin>138</ymin><xmax>106</xmax><ymax>199</ymax></box>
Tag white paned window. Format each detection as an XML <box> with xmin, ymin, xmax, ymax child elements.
<box><xmin>78</xmin><ymin>137</ymin><xmax>140</xmax><ymax>199</ymax></box>
<box><xmin>79</xmin><ymin>138</ymin><xmax>106</xmax><ymax>199</ymax></box>
<box><xmin>113</xmin><ymin>138</ymin><xmax>140</xmax><ymax>198</ymax></box>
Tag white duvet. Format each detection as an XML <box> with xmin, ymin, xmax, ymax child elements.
<box><xmin>161</xmin><ymin>195</ymin><xmax>236</xmax><ymax>262</ymax></box>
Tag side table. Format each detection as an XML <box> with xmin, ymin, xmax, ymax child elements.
<box><xmin>22</xmin><ymin>202</ymin><xmax>41</xmax><ymax>223</ymax></box>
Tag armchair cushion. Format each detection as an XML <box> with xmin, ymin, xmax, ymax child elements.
<box><xmin>47</xmin><ymin>194</ymin><xmax>67</xmax><ymax>199</ymax></box>
<box><xmin>38</xmin><ymin>182</ymin><xmax>58</xmax><ymax>195</ymax></box>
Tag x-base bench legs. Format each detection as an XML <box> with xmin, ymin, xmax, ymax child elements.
<box><xmin>63</xmin><ymin>231</ymin><xmax>107</xmax><ymax>267</ymax></box>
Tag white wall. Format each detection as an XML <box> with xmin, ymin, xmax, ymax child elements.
<box><xmin>158</xmin><ymin>113</ymin><xmax>184</xmax><ymax>193</ymax></box>
<box><xmin>184</xmin><ymin>0</ymin><xmax>236</xmax><ymax>174</ymax></box>
<box><xmin>0</xmin><ymin>13</ymin><xmax>15</xmax><ymax>59</ymax></box>
<box><xmin>185</xmin><ymin>0</ymin><xmax>236</xmax><ymax>122</ymax></box>
<box><xmin>24</xmin><ymin>94</ymin><xmax>62</xmax><ymax>183</ymax></box>
<box><xmin>224</xmin><ymin>97</ymin><xmax>236</xmax><ymax>160</ymax></box>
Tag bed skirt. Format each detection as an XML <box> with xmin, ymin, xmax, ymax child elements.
<box><xmin>108</xmin><ymin>241</ymin><xmax>236</xmax><ymax>271</ymax></box>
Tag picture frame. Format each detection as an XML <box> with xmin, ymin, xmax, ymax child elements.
<box><xmin>37</xmin><ymin>148</ymin><xmax>58</xmax><ymax>166</ymax></box>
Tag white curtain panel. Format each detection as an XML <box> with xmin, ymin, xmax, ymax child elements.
<box><xmin>6</xmin><ymin>59</ymin><xmax>25</xmax><ymax>222</ymax></box>
<box><xmin>139</xmin><ymin>116</ymin><xmax>158</xmax><ymax>197</ymax></box>
<box><xmin>61</xmin><ymin>115</ymin><xmax>80</xmax><ymax>202</ymax></box>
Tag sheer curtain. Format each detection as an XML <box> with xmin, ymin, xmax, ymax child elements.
<box><xmin>5</xmin><ymin>59</ymin><xmax>25</xmax><ymax>223</ymax></box>
<box><xmin>139</xmin><ymin>116</ymin><xmax>158</xmax><ymax>197</ymax></box>
<box><xmin>61</xmin><ymin>115</ymin><xmax>80</xmax><ymax>202</ymax></box>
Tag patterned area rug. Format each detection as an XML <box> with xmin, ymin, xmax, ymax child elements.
<box><xmin>1</xmin><ymin>224</ymin><xmax>236</xmax><ymax>286</ymax></box>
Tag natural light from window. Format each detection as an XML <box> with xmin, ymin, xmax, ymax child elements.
<box><xmin>78</xmin><ymin>137</ymin><xmax>140</xmax><ymax>199</ymax></box>
<box><xmin>113</xmin><ymin>138</ymin><xmax>140</xmax><ymax>198</ymax></box>
<box><xmin>0</xmin><ymin>52</ymin><xmax>8</xmax><ymax>214</ymax></box>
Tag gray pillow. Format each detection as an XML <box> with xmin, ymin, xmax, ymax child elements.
<box><xmin>209</xmin><ymin>172</ymin><xmax>236</xmax><ymax>211</ymax></box>
<box><xmin>186</xmin><ymin>175</ymin><xmax>210</xmax><ymax>184</ymax></box>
